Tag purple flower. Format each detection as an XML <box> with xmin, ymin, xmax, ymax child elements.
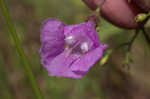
<box><xmin>40</xmin><ymin>18</ymin><xmax>107</xmax><ymax>79</ymax></box>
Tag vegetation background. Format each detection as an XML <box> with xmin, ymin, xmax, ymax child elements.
<box><xmin>0</xmin><ymin>0</ymin><xmax>150</xmax><ymax>99</ymax></box>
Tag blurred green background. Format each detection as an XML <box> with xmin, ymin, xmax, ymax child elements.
<box><xmin>0</xmin><ymin>0</ymin><xmax>150</xmax><ymax>99</ymax></box>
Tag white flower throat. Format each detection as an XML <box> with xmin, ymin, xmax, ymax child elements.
<box><xmin>64</xmin><ymin>34</ymin><xmax>93</xmax><ymax>54</ymax></box>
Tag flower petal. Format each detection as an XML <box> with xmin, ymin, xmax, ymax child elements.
<box><xmin>40</xmin><ymin>18</ymin><xmax>65</xmax><ymax>68</ymax></box>
<box><xmin>47</xmin><ymin>50</ymin><xmax>86</xmax><ymax>78</ymax></box>
<box><xmin>71</xmin><ymin>45</ymin><xmax>107</xmax><ymax>72</ymax></box>
<box><xmin>64</xmin><ymin>20</ymin><xmax>100</xmax><ymax>47</ymax></box>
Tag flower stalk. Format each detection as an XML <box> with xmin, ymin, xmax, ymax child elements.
<box><xmin>141</xmin><ymin>27</ymin><xmax>150</xmax><ymax>47</ymax></box>
<box><xmin>0</xmin><ymin>0</ymin><xmax>44</xmax><ymax>99</ymax></box>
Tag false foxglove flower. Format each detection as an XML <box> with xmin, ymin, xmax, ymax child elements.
<box><xmin>40</xmin><ymin>18</ymin><xmax>107</xmax><ymax>79</ymax></box>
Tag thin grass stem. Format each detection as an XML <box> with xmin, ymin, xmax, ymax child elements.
<box><xmin>0</xmin><ymin>0</ymin><xmax>44</xmax><ymax>99</ymax></box>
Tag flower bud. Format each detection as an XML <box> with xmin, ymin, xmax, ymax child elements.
<box><xmin>83</xmin><ymin>0</ymin><xmax>149</xmax><ymax>29</ymax></box>
<box><xmin>135</xmin><ymin>13</ymin><xmax>148</xmax><ymax>22</ymax></box>
<box><xmin>99</xmin><ymin>49</ymin><xmax>112</xmax><ymax>66</ymax></box>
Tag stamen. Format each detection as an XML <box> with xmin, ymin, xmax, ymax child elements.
<box><xmin>80</xmin><ymin>42</ymin><xmax>89</xmax><ymax>53</ymax></box>
<box><xmin>65</xmin><ymin>35</ymin><xmax>76</xmax><ymax>45</ymax></box>
<box><xmin>65</xmin><ymin>34</ymin><xmax>93</xmax><ymax>56</ymax></box>
<box><xmin>65</xmin><ymin>41</ymin><xmax>81</xmax><ymax>56</ymax></box>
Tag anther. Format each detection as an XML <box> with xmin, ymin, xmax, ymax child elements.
<box><xmin>65</xmin><ymin>35</ymin><xmax>76</xmax><ymax>45</ymax></box>
<box><xmin>80</xmin><ymin>42</ymin><xmax>89</xmax><ymax>53</ymax></box>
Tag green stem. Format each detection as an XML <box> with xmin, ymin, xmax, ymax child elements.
<box><xmin>0</xmin><ymin>0</ymin><xmax>44</xmax><ymax>99</ymax></box>
<box><xmin>141</xmin><ymin>27</ymin><xmax>150</xmax><ymax>47</ymax></box>
<box><xmin>128</xmin><ymin>29</ymin><xmax>139</xmax><ymax>51</ymax></box>
<box><xmin>116</xmin><ymin>29</ymin><xmax>140</xmax><ymax>50</ymax></box>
